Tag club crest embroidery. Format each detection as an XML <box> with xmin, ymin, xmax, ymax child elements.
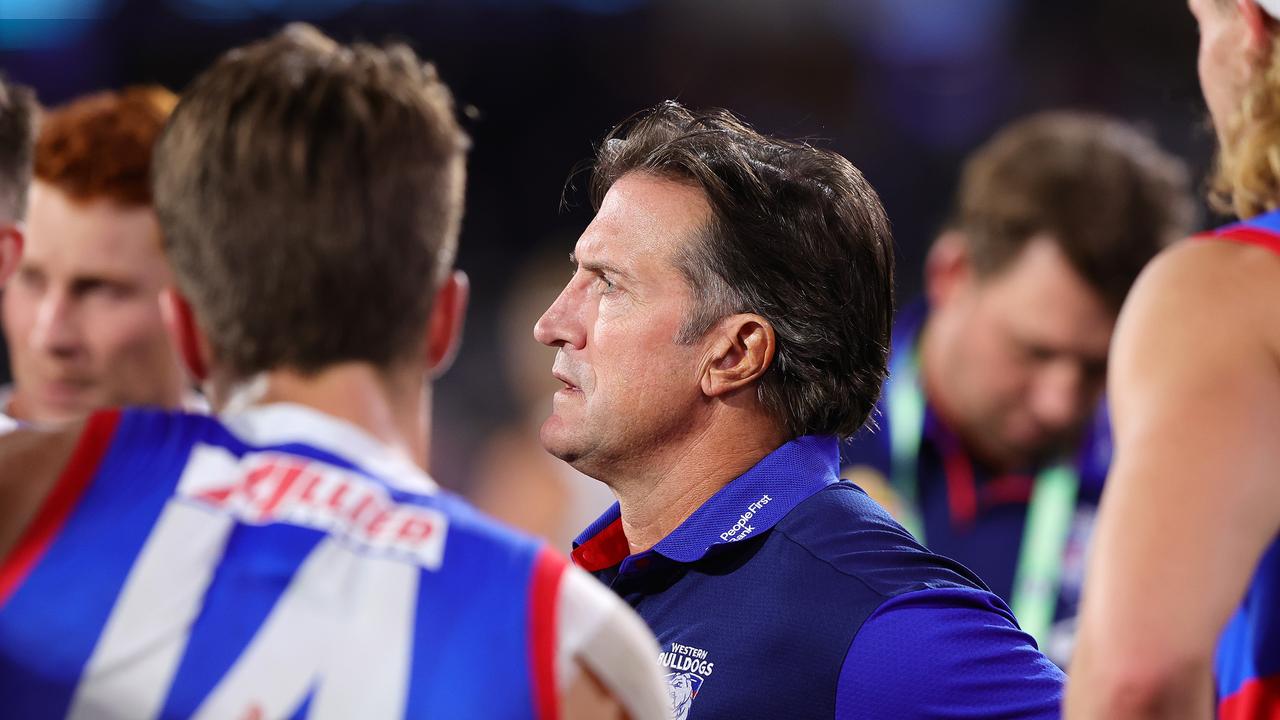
<box><xmin>660</xmin><ymin>642</ymin><xmax>714</xmax><ymax>720</ymax></box>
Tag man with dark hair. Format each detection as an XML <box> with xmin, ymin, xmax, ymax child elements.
<box><xmin>538</xmin><ymin>100</ymin><xmax>1064</xmax><ymax>719</ymax></box>
<box><xmin>1</xmin><ymin>86</ymin><xmax>193</xmax><ymax>425</ymax></box>
<box><xmin>840</xmin><ymin>112</ymin><xmax>1193</xmax><ymax>664</ymax></box>
<box><xmin>0</xmin><ymin>25</ymin><xmax>669</xmax><ymax>718</ymax></box>
<box><xmin>0</xmin><ymin>73</ymin><xmax>38</xmax><ymax>432</ymax></box>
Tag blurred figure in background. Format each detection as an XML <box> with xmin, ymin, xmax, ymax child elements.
<box><xmin>1068</xmin><ymin>1</ymin><xmax>1280</xmax><ymax>717</ymax></box>
<box><xmin>0</xmin><ymin>86</ymin><xmax>192</xmax><ymax>426</ymax></box>
<box><xmin>0</xmin><ymin>24</ymin><xmax>669</xmax><ymax>719</ymax></box>
<box><xmin>0</xmin><ymin>74</ymin><xmax>38</xmax><ymax>433</ymax></box>
<box><xmin>840</xmin><ymin>111</ymin><xmax>1193</xmax><ymax>664</ymax></box>
<box><xmin>472</xmin><ymin>244</ymin><xmax>615</xmax><ymax>550</ymax></box>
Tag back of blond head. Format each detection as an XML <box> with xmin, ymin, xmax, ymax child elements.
<box><xmin>1214</xmin><ymin>18</ymin><xmax>1280</xmax><ymax>217</ymax></box>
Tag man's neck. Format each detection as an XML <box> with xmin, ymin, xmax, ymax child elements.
<box><xmin>608</xmin><ymin>409</ymin><xmax>787</xmax><ymax>556</ymax></box>
<box><xmin>211</xmin><ymin>362</ymin><xmax>431</xmax><ymax>471</ymax></box>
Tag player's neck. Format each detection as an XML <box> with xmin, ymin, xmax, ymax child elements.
<box><xmin>213</xmin><ymin>363</ymin><xmax>431</xmax><ymax>470</ymax></box>
<box><xmin>611</xmin><ymin>406</ymin><xmax>786</xmax><ymax>556</ymax></box>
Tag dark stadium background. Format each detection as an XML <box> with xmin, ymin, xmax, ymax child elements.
<box><xmin>0</xmin><ymin>0</ymin><xmax>1214</xmax><ymax>493</ymax></box>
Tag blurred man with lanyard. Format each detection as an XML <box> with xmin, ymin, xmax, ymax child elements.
<box><xmin>0</xmin><ymin>86</ymin><xmax>196</xmax><ymax>426</ymax></box>
<box><xmin>0</xmin><ymin>74</ymin><xmax>38</xmax><ymax>434</ymax></box>
<box><xmin>840</xmin><ymin>112</ymin><xmax>1193</xmax><ymax>664</ymax></box>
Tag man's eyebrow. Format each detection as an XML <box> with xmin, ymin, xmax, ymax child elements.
<box><xmin>568</xmin><ymin>251</ymin><xmax>634</xmax><ymax>282</ymax></box>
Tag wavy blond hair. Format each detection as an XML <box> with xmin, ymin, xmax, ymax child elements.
<box><xmin>1213</xmin><ymin>33</ymin><xmax>1280</xmax><ymax>218</ymax></box>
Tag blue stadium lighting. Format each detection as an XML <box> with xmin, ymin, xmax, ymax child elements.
<box><xmin>0</xmin><ymin>0</ymin><xmax>110</xmax><ymax>19</ymax></box>
<box><xmin>167</xmin><ymin>0</ymin><xmax>363</xmax><ymax>20</ymax></box>
<box><xmin>0</xmin><ymin>0</ymin><xmax>113</xmax><ymax>48</ymax></box>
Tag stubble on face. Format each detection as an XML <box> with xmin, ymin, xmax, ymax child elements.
<box><xmin>536</xmin><ymin>173</ymin><xmax>713</xmax><ymax>483</ymax></box>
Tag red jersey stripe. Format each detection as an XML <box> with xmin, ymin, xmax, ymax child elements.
<box><xmin>1198</xmin><ymin>227</ymin><xmax>1280</xmax><ymax>256</ymax></box>
<box><xmin>1219</xmin><ymin>671</ymin><xmax>1280</xmax><ymax>719</ymax></box>
<box><xmin>0</xmin><ymin>410</ymin><xmax>122</xmax><ymax>608</ymax></box>
<box><xmin>528</xmin><ymin>546</ymin><xmax>568</xmax><ymax>720</ymax></box>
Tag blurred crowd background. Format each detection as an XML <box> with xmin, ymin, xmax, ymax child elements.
<box><xmin>0</xmin><ymin>0</ymin><xmax>1214</xmax><ymax>543</ymax></box>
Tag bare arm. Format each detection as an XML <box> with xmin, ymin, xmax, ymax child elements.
<box><xmin>1066</xmin><ymin>241</ymin><xmax>1280</xmax><ymax>718</ymax></box>
<box><xmin>0</xmin><ymin>422</ymin><xmax>83</xmax><ymax>563</ymax></box>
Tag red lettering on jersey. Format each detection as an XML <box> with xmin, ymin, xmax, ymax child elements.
<box><xmin>256</xmin><ymin>461</ymin><xmax>306</xmax><ymax>520</ymax></box>
<box><xmin>182</xmin><ymin>449</ymin><xmax>448</xmax><ymax>566</ymax></box>
<box><xmin>297</xmin><ymin>469</ymin><xmax>324</xmax><ymax>505</ymax></box>
<box><xmin>326</xmin><ymin>481</ymin><xmax>350</xmax><ymax>511</ymax></box>
<box><xmin>346</xmin><ymin>491</ymin><xmax>376</xmax><ymax>524</ymax></box>
<box><xmin>397</xmin><ymin>516</ymin><xmax>434</xmax><ymax>545</ymax></box>
<box><xmin>364</xmin><ymin>509</ymin><xmax>392</xmax><ymax>538</ymax></box>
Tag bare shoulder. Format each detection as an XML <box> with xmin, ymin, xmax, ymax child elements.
<box><xmin>1117</xmin><ymin>238</ymin><xmax>1280</xmax><ymax>364</ymax></box>
<box><xmin>0</xmin><ymin>421</ymin><xmax>85</xmax><ymax>562</ymax></box>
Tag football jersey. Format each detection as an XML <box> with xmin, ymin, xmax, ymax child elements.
<box><xmin>1197</xmin><ymin>210</ymin><xmax>1280</xmax><ymax>717</ymax></box>
<box><xmin>0</xmin><ymin>404</ymin><xmax>567</xmax><ymax>719</ymax></box>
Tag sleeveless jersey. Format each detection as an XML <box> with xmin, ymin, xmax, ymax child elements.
<box><xmin>1198</xmin><ymin>209</ymin><xmax>1280</xmax><ymax>717</ymax></box>
<box><xmin>0</xmin><ymin>405</ymin><xmax>566</xmax><ymax>720</ymax></box>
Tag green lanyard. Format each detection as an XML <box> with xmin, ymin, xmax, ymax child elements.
<box><xmin>885</xmin><ymin>348</ymin><xmax>1080</xmax><ymax>646</ymax></box>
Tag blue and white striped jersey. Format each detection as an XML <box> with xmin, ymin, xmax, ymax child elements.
<box><xmin>0</xmin><ymin>404</ymin><xmax>567</xmax><ymax>720</ymax></box>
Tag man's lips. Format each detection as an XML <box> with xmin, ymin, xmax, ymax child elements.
<box><xmin>552</xmin><ymin>370</ymin><xmax>579</xmax><ymax>391</ymax></box>
<box><xmin>37</xmin><ymin>377</ymin><xmax>94</xmax><ymax>405</ymax></box>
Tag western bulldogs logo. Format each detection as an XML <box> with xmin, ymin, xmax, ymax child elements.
<box><xmin>664</xmin><ymin>672</ymin><xmax>703</xmax><ymax>720</ymax></box>
<box><xmin>660</xmin><ymin>642</ymin><xmax>714</xmax><ymax>720</ymax></box>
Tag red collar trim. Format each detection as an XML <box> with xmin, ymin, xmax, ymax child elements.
<box><xmin>570</xmin><ymin>518</ymin><xmax>630</xmax><ymax>572</ymax></box>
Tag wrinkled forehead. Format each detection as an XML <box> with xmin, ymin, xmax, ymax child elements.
<box><xmin>575</xmin><ymin>172</ymin><xmax>712</xmax><ymax>273</ymax></box>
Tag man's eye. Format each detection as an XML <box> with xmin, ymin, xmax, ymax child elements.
<box><xmin>595</xmin><ymin>275</ymin><xmax>617</xmax><ymax>292</ymax></box>
<box><xmin>1022</xmin><ymin>344</ymin><xmax>1055</xmax><ymax>363</ymax></box>
<box><xmin>16</xmin><ymin>267</ymin><xmax>45</xmax><ymax>292</ymax></box>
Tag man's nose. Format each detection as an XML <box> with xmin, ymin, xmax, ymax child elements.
<box><xmin>1029</xmin><ymin>361</ymin><xmax>1087</xmax><ymax>431</ymax></box>
<box><xmin>533</xmin><ymin>280</ymin><xmax>585</xmax><ymax>350</ymax></box>
<box><xmin>28</xmin><ymin>290</ymin><xmax>83</xmax><ymax>358</ymax></box>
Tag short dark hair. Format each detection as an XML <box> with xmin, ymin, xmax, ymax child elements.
<box><xmin>589</xmin><ymin>101</ymin><xmax>895</xmax><ymax>439</ymax></box>
<box><xmin>153</xmin><ymin>23</ymin><xmax>470</xmax><ymax>379</ymax></box>
<box><xmin>0</xmin><ymin>73</ymin><xmax>38</xmax><ymax>223</ymax></box>
<box><xmin>949</xmin><ymin>111</ymin><xmax>1193</xmax><ymax>313</ymax></box>
<box><xmin>37</xmin><ymin>86</ymin><xmax>175</xmax><ymax>208</ymax></box>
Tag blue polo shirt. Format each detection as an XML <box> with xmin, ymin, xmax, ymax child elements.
<box><xmin>840</xmin><ymin>301</ymin><xmax>1109</xmax><ymax>664</ymax></box>
<box><xmin>573</xmin><ymin>435</ymin><xmax>1064</xmax><ymax>719</ymax></box>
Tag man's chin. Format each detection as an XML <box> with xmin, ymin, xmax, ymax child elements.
<box><xmin>1000</xmin><ymin>435</ymin><xmax>1076</xmax><ymax>469</ymax></box>
<box><xmin>12</xmin><ymin>388</ymin><xmax>94</xmax><ymax>425</ymax></box>
<box><xmin>538</xmin><ymin>416</ymin><xmax>582</xmax><ymax>464</ymax></box>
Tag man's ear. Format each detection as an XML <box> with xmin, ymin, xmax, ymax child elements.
<box><xmin>160</xmin><ymin>287</ymin><xmax>210</xmax><ymax>382</ymax></box>
<box><xmin>1240</xmin><ymin>0</ymin><xmax>1273</xmax><ymax>62</ymax></box>
<box><xmin>427</xmin><ymin>270</ymin><xmax>469</xmax><ymax>378</ymax></box>
<box><xmin>924</xmin><ymin>230</ymin><xmax>974</xmax><ymax>309</ymax></box>
<box><xmin>700</xmin><ymin>313</ymin><xmax>775</xmax><ymax>398</ymax></box>
<box><xmin>0</xmin><ymin>224</ymin><xmax>24</xmax><ymax>287</ymax></box>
